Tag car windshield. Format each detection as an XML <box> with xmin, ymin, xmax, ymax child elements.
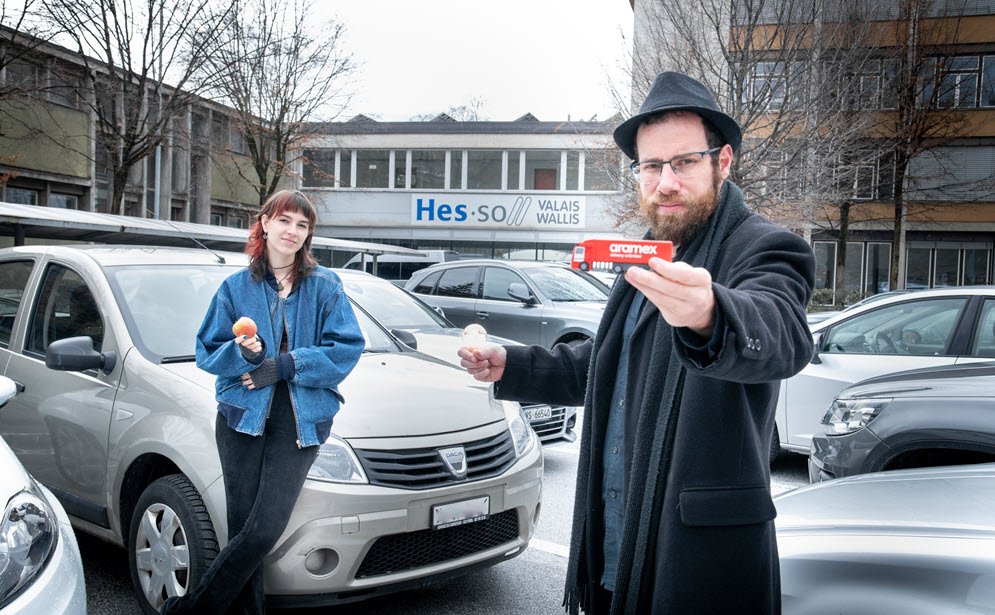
<box><xmin>106</xmin><ymin>265</ymin><xmax>396</xmax><ymax>361</ymax></box>
<box><xmin>341</xmin><ymin>276</ymin><xmax>450</xmax><ymax>329</ymax></box>
<box><xmin>525</xmin><ymin>266</ymin><xmax>609</xmax><ymax>302</ymax></box>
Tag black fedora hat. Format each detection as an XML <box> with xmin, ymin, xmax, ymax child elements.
<box><xmin>613</xmin><ymin>72</ymin><xmax>742</xmax><ymax>159</ymax></box>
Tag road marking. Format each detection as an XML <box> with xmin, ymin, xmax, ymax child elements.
<box><xmin>530</xmin><ymin>538</ymin><xmax>570</xmax><ymax>558</ymax></box>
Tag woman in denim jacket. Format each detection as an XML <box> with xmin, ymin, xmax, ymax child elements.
<box><xmin>163</xmin><ymin>190</ymin><xmax>364</xmax><ymax>615</ymax></box>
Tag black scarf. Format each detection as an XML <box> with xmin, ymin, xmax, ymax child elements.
<box><xmin>563</xmin><ymin>181</ymin><xmax>749</xmax><ymax>614</ymax></box>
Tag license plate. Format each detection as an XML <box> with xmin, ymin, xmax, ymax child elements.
<box><xmin>432</xmin><ymin>495</ymin><xmax>490</xmax><ymax>530</ymax></box>
<box><xmin>524</xmin><ymin>405</ymin><xmax>552</xmax><ymax>422</ymax></box>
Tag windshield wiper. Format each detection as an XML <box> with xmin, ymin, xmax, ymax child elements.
<box><xmin>161</xmin><ymin>355</ymin><xmax>196</xmax><ymax>363</ymax></box>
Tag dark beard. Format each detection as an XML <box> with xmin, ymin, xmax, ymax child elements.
<box><xmin>639</xmin><ymin>172</ymin><xmax>722</xmax><ymax>246</ymax></box>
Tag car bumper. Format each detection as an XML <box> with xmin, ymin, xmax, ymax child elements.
<box><xmin>809</xmin><ymin>428</ymin><xmax>888</xmax><ymax>483</ymax></box>
<box><xmin>263</xmin><ymin>439</ymin><xmax>543</xmax><ymax>606</ymax></box>
<box><xmin>525</xmin><ymin>404</ymin><xmax>577</xmax><ymax>447</ymax></box>
<box><xmin>4</xmin><ymin>485</ymin><xmax>86</xmax><ymax>615</ymax></box>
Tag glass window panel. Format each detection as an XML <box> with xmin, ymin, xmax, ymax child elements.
<box><xmin>6</xmin><ymin>188</ymin><xmax>37</xmax><ymax>205</ymax></box>
<box><xmin>823</xmin><ymin>297</ymin><xmax>966</xmax><ymax>356</ymax></box>
<box><xmin>865</xmin><ymin>243</ymin><xmax>891</xmax><ymax>294</ymax></box>
<box><xmin>393</xmin><ymin>151</ymin><xmax>407</xmax><ymax>189</ymax></box>
<box><xmin>814</xmin><ymin>242</ymin><xmax>836</xmax><ymax>290</ymax></box>
<box><xmin>963</xmin><ymin>249</ymin><xmax>990</xmax><ymax>285</ymax></box>
<box><xmin>566</xmin><ymin>152</ymin><xmax>579</xmax><ymax>190</ymax></box>
<box><xmin>467</xmin><ymin>151</ymin><xmax>502</xmax><ymax>190</ymax></box>
<box><xmin>482</xmin><ymin>267</ymin><xmax>527</xmax><ymax>301</ymax></box>
<box><xmin>983</xmin><ymin>56</ymin><xmax>995</xmax><ymax>108</ymax></box>
<box><xmin>934</xmin><ymin>248</ymin><xmax>959</xmax><ymax>287</ymax></box>
<box><xmin>525</xmin><ymin>151</ymin><xmax>560</xmax><ymax>190</ymax></box>
<box><xmin>303</xmin><ymin>149</ymin><xmax>336</xmax><ymax>187</ymax></box>
<box><xmin>584</xmin><ymin>150</ymin><xmax>615</xmax><ymax>191</ymax></box>
<box><xmin>970</xmin><ymin>299</ymin><xmax>995</xmax><ymax>357</ymax></box>
<box><xmin>27</xmin><ymin>265</ymin><xmax>104</xmax><ymax>354</ymax></box>
<box><xmin>0</xmin><ymin>261</ymin><xmax>33</xmax><ymax>346</ymax></box>
<box><xmin>411</xmin><ymin>151</ymin><xmax>445</xmax><ymax>190</ymax></box>
<box><xmin>449</xmin><ymin>151</ymin><xmax>464</xmax><ymax>189</ymax></box>
<box><xmin>355</xmin><ymin>150</ymin><xmax>389</xmax><ymax>188</ymax></box>
<box><xmin>906</xmin><ymin>247</ymin><xmax>931</xmax><ymax>289</ymax></box>
<box><xmin>507</xmin><ymin>151</ymin><xmax>522</xmax><ymax>190</ymax></box>
<box><xmin>436</xmin><ymin>267</ymin><xmax>478</xmax><ymax>298</ymax></box>
<box><xmin>526</xmin><ymin>267</ymin><xmax>608</xmax><ymax>301</ymax></box>
<box><xmin>50</xmin><ymin>194</ymin><xmax>78</xmax><ymax>209</ymax></box>
<box><xmin>411</xmin><ymin>271</ymin><xmax>442</xmax><ymax>295</ymax></box>
<box><xmin>844</xmin><ymin>243</ymin><xmax>863</xmax><ymax>291</ymax></box>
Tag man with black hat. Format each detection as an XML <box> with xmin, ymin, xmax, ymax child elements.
<box><xmin>459</xmin><ymin>72</ymin><xmax>815</xmax><ymax>614</ymax></box>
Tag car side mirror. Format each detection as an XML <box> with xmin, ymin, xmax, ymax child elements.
<box><xmin>507</xmin><ymin>283</ymin><xmax>536</xmax><ymax>305</ymax></box>
<box><xmin>390</xmin><ymin>328</ymin><xmax>418</xmax><ymax>350</ymax></box>
<box><xmin>46</xmin><ymin>336</ymin><xmax>117</xmax><ymax>374</ymax></box>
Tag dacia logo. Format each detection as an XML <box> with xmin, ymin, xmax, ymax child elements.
<box><xmin>438</xmin><ymin>446</ymin><xmax>468</xmax><ymax>478</ymax></box>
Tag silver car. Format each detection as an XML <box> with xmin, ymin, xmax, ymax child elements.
<box><xmin>0</xmin><ymin>245</ymin><xmax>542</xmax><ymax>613</ymax></box>
<box><xmin>337</xmin><ymin>270</ymin><xmax>577</xmax><ymax>446</ymax></box>
<box><xmin>404</xmin><ymin>259</ymin><xmax>608</xmax><ymax>348</ymax></box>
<box><xmin>774</xmin><ymin>286</ymin><xmax>995</xmax><ymax>461</ymax></box>
<box><xmin>776</xmin><ymin>463</ymin><xmax>995</xmax><ymax>614</ymax></box>
<box><xmin>0</xmin><ymin>375</ymin><xmax>86</xmax><ymax>615</ymax></box>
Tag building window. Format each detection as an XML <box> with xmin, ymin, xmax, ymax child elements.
<box><xmin>4</xmin><ymin>60</ymin><xmax>38</xmax><ymax>94</ymax></box>
<box><xmin>865</xmin><ymin>243</ymin><xmax>891</xmax><ymax>294</ymax></box>
<box><xmin>856</xmin><ymin>60</ymin><xmax>882</xmax><ymax>110</ymax></box>
<box><xmin>525</xmin><ymin>151</ymin><xmax>560</xmax><ymax>190</ymax></box>
<box><xmin>355</xmin><ymin>150</ymin><xmax>389</xmax><ymax>188</ymax></box>
<box><xmin>507</xmin><ymin>151</ymin><xmax>522</xmax><ymax>190</ymax></box>
<box><xmin>210</xmin><ymin>212</ymin><xmax>223</xmax><ymax>226</ymax></box>
<box><xmin>449</xmin><ymin>151</ymin><xmax>464</xmax><ymax>189</ymax></box>
<box><xmin>982</xmin><ymin>56</ymin><xmax>995</xmax><ymax>108</ymax></box>
<box><xmin>303</xmin><ymin>149</ymin><xmax>337</xmax><ymax>187</ymax></box>
<box><xmin>48</xmin><ymin>69</ymin><xmax>78</xmax><ymax>108</ymax></box>
<box><xmin>937</xmin><ymin>57</ymin><xmax>978</xmax><ymax>109</ymax></box>
<box><xmin>50</xmin><ymin>194</ymin><xmax>79</xmax><ymax>209</ymax></box>
<box><xmin>6</xmin><ymin>188</ymin><xmax>38</xmax><ymax>205</ymax></box>
<box><xmin>813</xmin><ymin>242</ymin><xmax>835</xmax><ymax>291</ymax></box>
<box><xmin>844</xmin><ymin>243</ymin><xmax>863</xmax><ymax>291</ymax></box>
<box><xmin>584</xmin><ymin>150</ymin><xmax>615</xmax><ymax>191</ymax></box>
<box><xmin>934</xmin><ymin>248</ymin><xmax>959</xmax><ymax>287</ymax></box>
<box><xmin>467</xmin><ymin>150</ymin><xmax>502</xmax><ymax>190</ymax></box>
<box><xmin>411</xmin><ymin>150</ymin><xmax>445</xmax><ymax>189</ymax></box>
<box><xmin>752</xmin><ymin>62</ymin><xmax>786</xmax><ymax>111</ymax></box>
<box><xmin>393</xmin><ymin>151</ymin><xmax>408</xmax><ymax>189</ymax></box>
<box><xmin>566</xmin><ymin>152</ymin><xmax>580</xmax><ymax>190</ymax></box>
<box><xmin>964</xmin><ymin>249</ymin><xmax>991</xmax><ymax>285</ymax></box>
<box><xmin>906</xmin><ymin>247</ymin><xmax>931</xmax><ymax>289</ymax></box>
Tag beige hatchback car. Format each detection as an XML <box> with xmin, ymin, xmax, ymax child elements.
<box><xmin>0</xmin><ymin>245</ymin><xmax>542</xmax><ymax>613</ymax></box>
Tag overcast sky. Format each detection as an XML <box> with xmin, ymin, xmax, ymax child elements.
<box><xmin>322</xmin><ymin>1</ymin><xmax>634</xmax><ymax>123</ymax></box>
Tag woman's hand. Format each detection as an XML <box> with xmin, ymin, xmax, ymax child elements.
<box><xmin>235</xmin><ymin>334</ymin><xmax>262</xmax><ymax>354</ymax></box>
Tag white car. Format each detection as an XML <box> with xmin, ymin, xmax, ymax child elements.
<box><xmin>0</xmin><ymin>375</ymin><xmax>86</xmax><ymax>615</ymax></box>
<box><xmin>773</xmin><ymin>286</ymin><xmax>995</xmax><ymax>460</ymax></box>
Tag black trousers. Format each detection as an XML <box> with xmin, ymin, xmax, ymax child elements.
<box><xmin>163</xmin><ymin>382</ymin><xmax>319</xmax><ymax>614</ymax></box>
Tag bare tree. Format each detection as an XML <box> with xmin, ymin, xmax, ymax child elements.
<box><xmin>197</xmin><ymin>0</ymin><xmax>355</xmax><ymax>208</ymax></box>
<box><xmin>39</xmin><ymin>0</ymin><xmax>234</xmax><ymax>214</ymax></box>
<box><xmin>409</xmin><ymin>97</ymin><xmax>488</xmax><ymax>122</ymax></box>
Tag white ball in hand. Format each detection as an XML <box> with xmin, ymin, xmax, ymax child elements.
<box><xmin>461</xmin><ymin>324</ymin><xmax>488</xmax><ymax>351</ymax></box>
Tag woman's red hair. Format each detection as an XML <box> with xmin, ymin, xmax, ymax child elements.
<box><xmin>246</xmin><ymin>190</ymin><xmax>319</xmax><ymax>282</ymax></box>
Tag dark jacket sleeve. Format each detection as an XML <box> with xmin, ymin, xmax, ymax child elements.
<box><xmin>674</xmin><ymin>218</ymin><xmax>815</xmax><ymax>383</ymax></box>
<box><xmin>494</xmin><ymin>339</ymin><xmax>592</xmax><ymax>407</ymax></box>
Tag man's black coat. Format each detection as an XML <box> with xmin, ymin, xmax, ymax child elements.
<box><xmin>496</xmin><ymin>212</ymin><xmax>815</xmax><ymax>614</ymax></box>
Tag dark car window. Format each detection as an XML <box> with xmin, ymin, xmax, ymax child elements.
<box><xmin>0</xmin><ymin>260</ymin><xmax>33</xmax><ymax>347</ymax></box>
<box><xmin>436</xmin><ymin>267</ymin><xmax>478</xmax><ymax>298</ymax></box>
<box><xmin>411</xmin><ymin>270</ymin><xmax>442</xmax><ymax>295</ymax></box>
<box><xmin>482</xmin><ymin>267</ymin><xmax>528</xmax><ymax>302</ymax></box>
<box><xmin>342</xmin><ymin>277</ymin><xmax>449</xmax><ymax>328</ymax></box>
<box><xmin>823</xmin><ymin>297</ymin><xmax>966</xmax><ymax>356</ymax></box>
<box><xmin>525</xmin><ymin>266</ymin><xmax>608</xmax><ymax>302</ymax></box>
<box><xmin>971</xmin><ymin>299</ymin><xmax>995</xmax><ymax>358</ymax></box>
<box><xmin>26</xmin><ymin>264</ymin><xmax>104</xmax><ymax>354</ymax></box>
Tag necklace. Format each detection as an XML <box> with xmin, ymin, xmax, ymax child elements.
<box><xmin>272</xmin><ymin>268</ymin><xmax>294</xmax><ymax>292</ymax></box>
<box><xmin>270</xmin><ymin>261</ymin><xmax>295</xmax><ymax>270</ymax></box>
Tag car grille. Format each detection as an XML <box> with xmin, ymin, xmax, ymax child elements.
<box><xmin>523</xmin><ymin>404</ymin><xmax>568</xmax><ymax>443</ymax></box>
<box><xmin>355</xmin><ymin>509</ymin><xmax>520</xmax><ymax>578</ymax></box>
<box><xmin>354</xmin><ymin>430</ymin><xmax>517</xmax><ymax>490</ymax></box>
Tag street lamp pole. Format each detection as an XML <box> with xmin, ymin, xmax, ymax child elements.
<box><xmin>153</xmin><ymin>0</ymin><xmax>163</xmax><ymax>219</ymax></box>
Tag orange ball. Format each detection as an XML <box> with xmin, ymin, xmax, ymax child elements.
<box><xmin>232</xmin><ymin>316</ymin><xmax>257</xmax><ymax>338</ymax></box>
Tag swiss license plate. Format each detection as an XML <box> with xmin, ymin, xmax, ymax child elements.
<box><xmin>524</xmin><ymin>405</ymin><xmax>553</xmax><ymax>422</ymax></box>
<box><xmin>432</xmin><ymin>495</ymin><xmax>490</xmax><ymax>530</ymax></box>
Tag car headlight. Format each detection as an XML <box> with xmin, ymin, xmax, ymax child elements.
<box><xmin>307</xmin><ymin>435</ymin><xmax>369</xmax><ymax>484</ymax></box>
<box><xmin>821</xmin><ymin>398</ymin><xmax>891</xmax><ymax>435</ymax></box>
<box><xmin>503</xmin><ymin>400</ymin><xmax>536</xmax><ymax>458</ymax></box>
<box><xmin>0</xmin><ymin>482</ymin><xmax>58</xmax><ymax>607</ymax></box>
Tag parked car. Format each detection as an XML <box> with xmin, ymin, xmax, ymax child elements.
<box><xmin>0</xmin><ymin>375</ymin><xmax>86</xmax><ymax>615</ymax></box>
<box><xmin>336</xmin><ymin>270</ymin><xmax>577</xmax><ymax>445</ymax></box>
<box><xmin>343</xmin><ymin>249</ymin><xmax>459</xmax><ymax>285</ymax></box>
<box><xmin>775</xmin><ymin>463</ymin><xmax>995</xmax><ymax>614</ymax></box>
<box><xmin>773</xmin><ymin>286</ymin><xmax>995</xmax><ymax>462</ymax></box>
<box><xmin>0</xmin><ymin>245</ymin><xmax>542</xmax><ymax>614</ymax></box>
<box><xmin>809</xmin><ymin>360</ymin><xmax>995</xmax><ymax>482</ymax></box>
<box><xmin>404</xmin><ymin>259</ymin><xmax>608</xmax><ymax>348</ymax></box>
<box><xmin>805</xmin><ymin>289</ymin><xmax>920</xmax><ymax>327</ymax></box>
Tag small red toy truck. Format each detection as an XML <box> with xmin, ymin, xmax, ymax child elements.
<box><xmin>571</xmin><ymin>239</ymin><xmax>674</xmax><ymax>273</ymax></box>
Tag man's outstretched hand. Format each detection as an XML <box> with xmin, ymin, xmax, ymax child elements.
<box><xmin>458</xmin><ymin>344</ymin><xmax>507</xmax><ymax>382</ymax></box>
<box><xmin>625</xmin><ymin>256</ymin><xmax>716</xmax><ymax>338</ymax></box>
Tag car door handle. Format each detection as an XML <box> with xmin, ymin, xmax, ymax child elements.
<box><xmin>476</xmin><ymin>311</ymin><xmax>489</xmax><ymax>319</ymax></box>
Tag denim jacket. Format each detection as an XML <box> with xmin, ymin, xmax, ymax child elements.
<box><xmin>195</xmin><ymin>266</ymin><xmax>364</xmax><ymax>447</ymax></box>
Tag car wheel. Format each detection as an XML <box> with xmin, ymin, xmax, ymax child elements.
<box><xmin>128</xmin><ymin>474</ymin><xmax>219</xmax><ymax>615</ymax></box>
<box><xmin>769</xmin><ymin>424</ymin><xmax>781</xmax><ymax>465</ymax></box>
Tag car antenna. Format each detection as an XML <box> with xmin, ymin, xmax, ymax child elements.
<box><xmin>144</xmin><ymin>207</ymin><xmax>226</xmax><ymax>264</ymax></box>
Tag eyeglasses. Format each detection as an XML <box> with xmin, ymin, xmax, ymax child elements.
<box><xmin>629</xmin><ymin>147</ymin><xmax>722</xmax><ymax>184</ymax></box>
